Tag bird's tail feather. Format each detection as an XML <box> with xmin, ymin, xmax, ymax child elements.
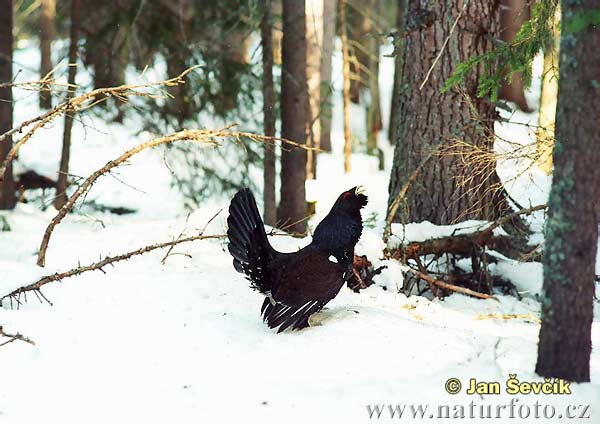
<box><xmin>227</xmin><ymin>189</ymin><xmax>272</xmax><ymax>293</ymax></box>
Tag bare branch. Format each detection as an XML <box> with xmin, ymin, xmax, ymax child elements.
<box><xmin>0</xmin><ymin>326</ymin><xmax>36</xmax><ymax>347</ymax></box>
<box><xmin>36</xmin><ymin>128</ymin><xmax>314</xmax><ymax>267</ymax></box>
<box><xmin>404</xmin><ymin>267</ymin><xmax>495</xmax><ymax>300</ymax></box>
<box><xmin>4</xmin><ymin>232</ymin><xmax>227</xmax><ymax>306</ymax></box>
<box><xmin>0</xmin><ymin>66</ymin><xmax>201</xmax><ymax>183</ymax></box>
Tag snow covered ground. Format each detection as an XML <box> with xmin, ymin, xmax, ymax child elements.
<box><xmin>0</xmin><ymin>43</ymin><xmax>599</xmax><ymax>423</ymax></box>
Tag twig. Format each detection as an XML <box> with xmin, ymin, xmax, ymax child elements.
<box><xmin>418</xmin><ymin>2</ymin><xmax>467</xmax><ymax>90</ymax></box>
<box><xmin>404</xmin><ymin>267</ymin><xmax>494</xmax><ymax>300</ymax></box>
<box><xmin>4</xmin><ymin>233</ymin><xmax>227</xmax><ymax>306</ymax></box>
<box><xmin>474</xmin><ymin>204</ymin><xmax>546</xmax><ymax>243</ymax></box>
<box><xmin>0</xmin><ymin>66</ymin><xmax>200</xmax><ymax>182</ymax></box>
<box><xmin>0</xmin><ymin>326</ymin><xmax>36</xmax><ymax>347</ymax></box>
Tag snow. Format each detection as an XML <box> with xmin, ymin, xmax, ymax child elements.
<box><xmin>1</xmin><ymin>42</ymin><xmax>599</xmax><ymax>424</ymax></box>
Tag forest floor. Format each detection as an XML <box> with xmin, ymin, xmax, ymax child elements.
<box><xmin>0</xmin><ymin>41</ymin><xmax>599</xmax><ymax>423</ymax></box>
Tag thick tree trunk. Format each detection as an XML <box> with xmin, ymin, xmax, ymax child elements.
<box><xmin>319</xmin><ymin>0</ymin><xmax>335</xmax><ymax>152</ymax></box>
<box><xmin>54</xmin><ymin>0</ymin><xmax>80</xmax><ymax>210</ymax></box>
<box><xmin>39</xmin><ymin>0</ymin><xmax>56</xmax><ymax>109</ymax></box>
<box><xmin>0</xmin><ymin>0</ymin><xmax>15</xmax><ymax>210</ymax></box>
<box><xmin>306</xmin><ymin>0</ymin><xmax>323</xmax><ymax>179</ymax></box>
<box><xmin>536</xmin><ymin>4</ymin><xmax>560</xmax><ymax>175</ymax></box>
<box><xmin>387</xmin><ymin>1</ymin><xmax>509</xmax><ymax>224</ymax></box>
<box><xmin>498</xmin><ymin>0</ymin><xmax>531</xmax><ymax>112</ymax></box>
<box><xmin>535</xmin><ymin>0</ymin><xmax>598</xmax><ymax>383</ymax></box>
<box><xmin>339</xmin><ymin>0</ymin><xmax>352</xmax><ymax>173</ymax></box>
<box><xmin>260</xmin><ymin>0</ymin><xmax>277</xmax><ymax>227</ymax></box>
<box><xmin>278</xmin><ymin>0</ymin><xmax>308</xmax><ymax>233</ymax></box>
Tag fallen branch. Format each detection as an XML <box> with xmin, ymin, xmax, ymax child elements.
<box><xmin>0</xmin><ymin>326</ymin><xmax>36</xmax><ymax>347</ymax></box>
<box><xmin>4</xmin><ymin>232</ymin><xmax>227</xmax><ymax>307</ymax></box>
<box><xmin>386</xmin><ymin>204</ymin><xmax>547</xmax><ymax>260</ymax></box>
<box><xmin>404</xmin><ymin>267</ymin><xmax>494</xmax><ymax>300</ymax></box>
<box><xmin>385</xmin><ymin>205</ymin><xmax>547</xmax><ymax>300</ymax></box>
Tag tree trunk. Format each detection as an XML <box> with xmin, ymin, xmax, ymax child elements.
<box><xmin>365</xmin><ymin>0</ymin><xmax>382</xmax><ymax>157</ymax></box>
<box><xmin>535</xmin><ymin>0</ymin><xmax>598</xmax><ymax>383</ymax></box>
<box><xmin>348</xmin><ymin>0</ymin><xmax>376</xmax><ymax>103</ymax></box>
<box><xmin>272</xmin><ymin>0</ymin><xmax>283</xmax><ymax>65</ymax></box>
<box><xmin>319</xmin><ymin>0</ymin><xmax>335</xmax><ymax>152</ymax></box>
<box><xmin>388</xmin><ymin>0</ymin><xmax>406</xmax><ymax>145</ymax></box>
<box><xmin>536</xmin><ymin>4</ymin><xmax>560</xmax><ymax>175</ymax></box>
<box><xmin>39</xmin><ymin>0</ymin><xmax>56</xmax><ymax>109</ymax></box>
<box><xmin>278</xmin><ymin>0</ymin><xmax>308</xmax><ymax>233</ymax></box>
<box><xmin>387</xmin><ymin>1</ymin><xmax>510</xmax><ymax>224</ymax></box>
<box><xmin>498</xmin><ymin>0</ymin><xmax>531</xmax><ymax>112</ymax></box>
<box><xmin>306</xmin><ymin>0</ymin><xmax>323</xmax><ymax>179</ymax></box>
<box><xmin>260</xmin><ymin>0</ymin><xmax>277</xmax><ymax>227</ymax></box>
<box><xmin>0</xmin><ymin>0</ymin><xmax>15</xmax><ymax>210</ymax></box>
<box><xmin>339</xmin><ymin>0</ymin><xmax>352</xmax><ymax>173</ymax></box>
<box><xmin>54</xmin><ymin>0</ymin><xmax>80</xmax><ymax>210</ymax></box>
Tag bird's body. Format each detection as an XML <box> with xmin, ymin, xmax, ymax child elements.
<box><xmin>227</xmin><ymin>187</ymin><xmax>367</xmax><ymax>332</ymax></box>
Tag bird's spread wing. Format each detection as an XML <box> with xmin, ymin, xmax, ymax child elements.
<box><xmin>261</xmin><ymin>249</ymin><xmax>347</xmax><ymax>333</ymax></box>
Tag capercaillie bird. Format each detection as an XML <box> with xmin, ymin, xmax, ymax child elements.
<box><xmin>227</xmin><ymin>187</ymin><xmax>368</xmax><ymax>332</ymax></box>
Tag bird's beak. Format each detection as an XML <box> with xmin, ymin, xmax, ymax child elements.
<box><xmin>354</xmin><ymin>186</ymin><xmax>366</xmax><ymax>195</ymax></box>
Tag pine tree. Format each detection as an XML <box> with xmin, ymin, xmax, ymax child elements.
<box><xmin>278</xmin><ymin>0</ymin><xmax>308</xmax><ymax>233</ymax></box>
<box><xmin>387</xmin><ymin>1</ymin><xmax>512</xmax><ymax>224</ymax></box>
<box><xmin>535</xmin><ymin>0</ymin><xmax>599</xmax><ymax>383</ymax></box>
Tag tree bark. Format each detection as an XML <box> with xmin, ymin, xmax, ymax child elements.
<box><xmin>319</xmin><ymin>0</ymin><xmax>335</xmax><ymax>152</ymax></box>
<box><xmin>39</xmin><ymin>0</ymin><xmax>56</xmax><ymax>109</ymax></box>
<box><xmin>306</xmin><ymin>0</ymin><xmax>323</xmax><ymax>179</ymax></box>
<box><xmin>278</xmin><ymin>0</ymin><xmax>308</xmax><ymax>233</ymax></box>
<box><xmin>54</xmin><ymin>0</ymin><xmax>81</xmax><ymax>210</ymax></box>
<box><xmin>339</xmin><ymin>0</ymin><xmax>352</xmax><ymax>173</ymax></box>
<box><xmin>0</xmin><ymin>0</ymin><xmax>15</xmax><ymax>210</ymax></box>
<box><xmin>260</xmin><ymin>0</ymin><xmax>277</xmax><ymax>227</ymax></box>
<box><xmin>535</xmin><ymin>0</ymin><xmax>598</xmax><ymax>383</ymax></box>
<box><xmin>387</xmin><ymin>1</ymin><xmax>509</xmax><ymax>224</ymax></box>
<box><xmin>498</xmin><ymin>0</ymin><xmax>531</xmax><ymax>112</ymax></box>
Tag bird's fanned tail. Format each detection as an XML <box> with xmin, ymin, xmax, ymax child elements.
<box><xmin>227</xmin><ymin>189</ymin><xmax>273</xmax><ymax>293</ymax></box>
<box><xmin>261</xmin><ymin>297</ymin><xmax>323</xmax><ymax>333</ymax></box>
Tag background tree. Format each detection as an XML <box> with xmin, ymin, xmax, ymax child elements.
<box><xmin>54</xmin><ymin>0</ymin><xmax>80</xmax><ymax>209</ymax></box>
<box><xmin>388</xmin><ymin>0</ymin><xmax>405</xmax><ymax>145</ymax></box>
<box><xmin>278</xmin><ymin>0</ymin><xmax>308</xmax><ymax>233</ymax></box>
<box><xmin>305</xmin><ymin>0</ymin><xmax>323</xmax><ymax>179</ymax></box>
<box><xmin>339</xmin><ymin>0</ymin><xmax>352</xmax><ymax>173</ymax></box>
<box><xmin>498</xmin><ymin>0</ymin><xmax>531</xmax><ymax>112</ymax></box>
<box><xmin>535</xmin><ymin>0</ymin><xmax>598</xmax><ymax>383</ymax></box>
<box><xmin>0</xmin><ymin>0</ymin><xmax>16</xmax><ymax>210</ymax></box>
<box><xmin>387</xmin><ymin>1</ymin><xmax>512</xmax><ymax>224</ymax></box>
<box><xmin>260</xmin><ymin>0</ymin><xmax>277</xmax><ymax>226</ymax></box>
<box><xmin>536</xmin><ymin>4</ymin><xmax>560</xmax><ymax>174</ymax></box>
<box><xmin>319</xmin><ymin>0</ymin><xmax>336</xmax><ymax>152</ymax></box>
<box><xmin>39</xmin><ymin>0</ymin><xmax>56</xmax><ymax>109</ymax></box>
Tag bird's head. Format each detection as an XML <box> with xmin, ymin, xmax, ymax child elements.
<box><xmin>333</xmin><ymin>186</ymin><xmax>368</xmax><ymax>212</ymax></box>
